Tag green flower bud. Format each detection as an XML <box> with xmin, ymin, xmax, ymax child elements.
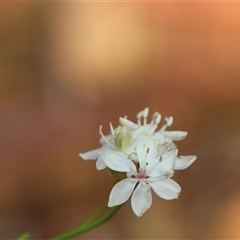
<box><xmin>114</xmin><ymin>125</ymin><xmax>132</xmax><ymax>152</ymax></box>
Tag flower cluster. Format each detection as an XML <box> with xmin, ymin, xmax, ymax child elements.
<box><xmin>80</xmin><ymin>108</ymin><xmax>196</xmax><ymax>217</ymax></box>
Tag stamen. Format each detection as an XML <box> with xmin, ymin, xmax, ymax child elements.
<box><xmin>137</xmin><ymin>110</ymin><xmax>144</xmax><ymax>125</ymax></box>
<box><xmin>143</xmin><ymin>108</ymin><xmax>149</xmax><ymax>125</ymax></box>
<box><xmin>109</xmin><ymin>122</ymin><xmax>115</xmax><ymax>136</ymax></box>
<box><xmin>166</xmin><ymin>116</ymin><xmax>173</xmax><ymax>126</ymax></box>
<box><xmin>148</xmin><ymin>124</ymin><xmax>158</xmax><ymax>135</ymax></box>
<box><xmin>137</xmin><ymin>108</ymin><xmax>149</xmax><ymax>125</ymax></box>
<box><xmin>160</xmin><ymin>116</ymin><xmax>173</xmax><ymax>131</ymax></box>
<box><xmin>99</xmin><ymin>125</ymin><xmax>112</xmax><ymax>147</ymax></box>
<box><xmin>151</xmin><ymin>112</ymin><xmax>161</xmax><ymax>125</ymax></box>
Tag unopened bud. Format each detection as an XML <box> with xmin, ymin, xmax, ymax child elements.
<box><xmin>114</xmin><ymin>125</ymin><xmax>132</xmax><ymax>152</ymax></box>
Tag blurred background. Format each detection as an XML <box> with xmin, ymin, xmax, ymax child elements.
<box><xmin>1</xmin><ymin>2</ymin><xmax>240</xmax><ymax>239</ymax></box>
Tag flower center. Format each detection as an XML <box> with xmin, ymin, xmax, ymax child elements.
<box><xmin>136</xmin><ymin>171</ymin><xmax>146</xmax><ymax>179</ymax></box>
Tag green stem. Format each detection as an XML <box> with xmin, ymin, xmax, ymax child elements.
<box><xmin>51</xmin><ymin>201</ymin><xmax>122</xmax><ymax>240</ymax></box>
<box><xmin>15</xmin><ymin>232</ymin><xmax>31</xmax><ymax>240</ymax></box>
<box><xmin>82</xmin><ymin>200</ymin><xmax>110</xmax><ymax>225</ymax></box>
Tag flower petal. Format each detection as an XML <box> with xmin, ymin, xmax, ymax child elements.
<box><xmin>102</xmin><ymin>151</ymin><xmax>136</xmax><ymax>172</ymax></box>
<box><xmin>162</xmin><ymin>131</ymin><xmax>188</xmax><ymax>141</ymax></box>
<box><xmin>174</xmin><ymin>155</ymin><xmax>197</xmax><ymax>170</ymax></box>
<box><xmin>131</xmin><ymin>182</ymin><xmax>152</xmax><ymax>217</ymax></box>
<box><xmin>119</xmin><ymin>117</ymin><xmax>138</xmax><ymax>130</ymax></box>
<box><xmin>132</xmin><ymin>124</ymin><xmax>157</xmax><ymax>140</ymax></box>
<box><xmin>145</xmin><ymin>158</ymin><xmax>160</xmax><ymax>176</ymax></box>
<box><xmin>96</xmin><ymin>155</ymin><xmax>107</xmax><ymax>170</ymax></box>
<box><xmin>108</xmin><ymin>178</ymin><xmax>136</xmax><ymax>207</ymax></box>
<box><xmin>136</xmin><ymin>137</ymin><xmax>157</xmax><ymax>168</ymax></box>
<box><xmin>99</xmin><ymin>134</ymin><xmax>112</xmax><ymax>145</ymax></box>
<box><xmin>157</xmin><ymin>149</ymin><xmax>177</xmax><ymax>175</ymax></box>
<box><xmin>149</xmin><ymin>178</ymin><xmax>181</xmax><ymax>200</ymax></box>
<box><xmin>161</xmin><ymin>149</ymin><xmax>178</xmax><ymax>161</ymax></box>
<box><xmin>79</xmin><ymin>148</ymin><xmax>102</xmax><ymax>160</ymax></box>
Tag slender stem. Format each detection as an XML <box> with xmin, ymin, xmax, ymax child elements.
<box><xmin>51</xmin><ymin>202</ymin><xmax>122</xmax><ymax>240</ymax></box>
<box><xmin>82</xmin><ymin>200</ymin><xmax>109</xmax><ymax>225</ymax></box>
<box><xmin>15</xmin><ymin>232</ymin><xmax>31</xmax><ymax>240</ymax></box>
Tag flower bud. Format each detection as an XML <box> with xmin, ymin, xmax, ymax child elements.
<box><xmin>114</xmin><ymin>125</ymin><xmax>132</xmax><ymax>152</ymax></box>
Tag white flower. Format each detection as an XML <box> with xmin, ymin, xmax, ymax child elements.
<box><xmin>120</xmin><ymin>108</ymin><xmax>188</xmax><ymax>151</ymax></box>
<box><xmin>80</xmin><ymin>108</ymin><xmax>188</xmax><ymax>167</ymax></box>
<box><xmin>174</xmin><ymin>155</ymin><xmax>197</xmax><ymax>170</ymax></box>
<box><xmin>103</xmin><ymin>138</ymin><xmax>181</xmax><ymax>217</ymax></box>
<box><xmin>80</xmin><ymin>123</ymin><xmax>137</xmax><ymax>170</ymax></box>
<box><xmin>79</xmin><ymin>107</ymin><xmax>197</xmax><ymax>217</ymax></box>
<box><xmin>79</xmin><ymin>125</ymin><xmax>114</xmax><ymax>169</ymax></box>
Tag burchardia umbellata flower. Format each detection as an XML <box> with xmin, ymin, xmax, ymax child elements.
<box><xmin>79</xmin><ymin>108</ymin><xmax>196</xmax><ymax>216</ymax></box>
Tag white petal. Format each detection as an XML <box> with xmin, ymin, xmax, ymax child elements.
<box><xmin>161</xmin><ymin>149</ymin><xmax>178</xmax><ymax>161</ymax></box>
<box><xmin>131</xmin><ymin>182</ymin><xmax>152</xmax><ymax>217</ymax></box>
<box><xmin>119</xmin><ymin>117</ymin><xmax>138</xmax><ymax>130</ymax></box>
<box><xmin>157</xmin><ymin>150</ymin><xmax>177</xmax><ymax>175</ymax></box>
<box><xmin>149</xmin><ymin>163</ymin><xmax>176</xmax><ymax>179</ymax></box>
<box><xmin>79</xmin><ymin>148</ymin><xmax>102</xmax><ymax>160</ymax></box>
<box><xmin>174</xmin><ymin>155</ymin><xmax>197</xmax><ymax>170</ymax></box>
<box><xmin>145</xmin><ymin>158</ymin><xmax>160</xmax><ymax>176</ymax></box>
<box><xmin>96</xmin><ymin>155</ymin><xmax>107</xmax><ymax>170</ymax></box>
<box><xmin>102</xmin><ymin>151</ymin><xmax>136</xmax><ymax>172</ymax></box>
<box><xmin>108</xmin><ymin>178</ymin><xmax>136</xmax><ymax>207</ymax></box>
<box><xmin>132</xmin><ymin>125</ymin><xmax>157</xmax><ymax>140</ymax></box>
<box><xmin>149</xmin><ymin>178</ymin><xmax>181</xmax><ymax>200</ymax></box>
<box><xmin>136</xmin><ymin>137</ymin><xmax>157</xmax><ymax>168</ymax></box>
<box><xmin>99</xmin><ymin>134</ymin><xmax>111</xmax><ymax>145</ymax></box>
<box><xmin>156</xmin><ymin>142</ymin><xmax>174</xmax><ymax>156</ymax></box>
<box><xmin>162</xmin><ymin>131</ymin><xmax>188</xmax><ymax>141</ymax></box>
<box><xmin>153</xmin><ymin>132</ymin><xmax>168</xmax><ymax>143</ymax></box>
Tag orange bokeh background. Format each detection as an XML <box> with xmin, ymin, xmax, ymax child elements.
<box><xmin>1</xmin><ymin>2</ymin><xmax>240</xmax><ymax>239</ymax></box>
